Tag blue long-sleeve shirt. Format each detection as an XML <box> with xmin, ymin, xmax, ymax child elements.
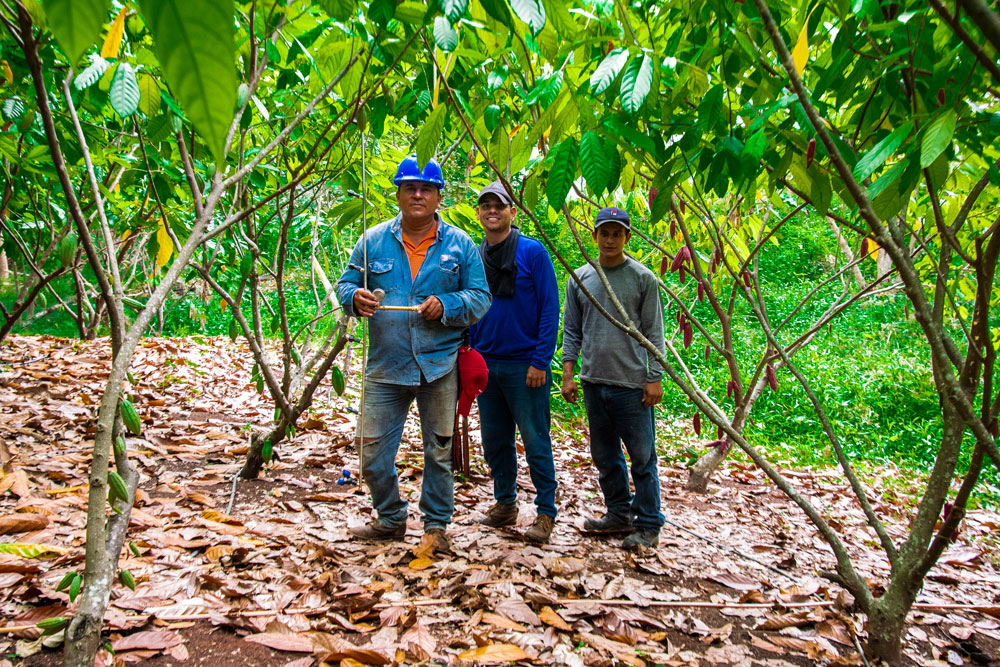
<box><xmin>469</xmin><ymin>234</ymin><xmax>559</xmax><ymax>370</ymax></box>
<box><xmin>336</xmin><ymin>213</ymin><xmax>492</xmax><ymax>385</ymax></box>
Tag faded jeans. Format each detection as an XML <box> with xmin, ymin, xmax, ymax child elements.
<box><xmin>582</xmin><ymin>382</ymin><xmax>665</xmax><ymax>530</ymax></box>
<box><xmin>477</xmin><ymin>360</ymin><xmax>558</xmax><ymax>517</ymax></box>
<box><xmin>357</xmin><ymin>369</ymin><xmax>457</xmax><ymax>530</ymax></box>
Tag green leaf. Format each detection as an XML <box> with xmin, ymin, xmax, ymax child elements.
<box><xmin>484</xmin><ymin>104</ymin><xmax>502</xmax><ymax>133</ymax></box>
<box><xmin>441</xmin><ymin>0</ymin><xmax>468</xmax><ymax>22</ymax></box>
<box><xmin>137</xmin><ymin>73</ymin><xmax>161</xmax><ymax>116</ymax></box>
<box><xmin>540</xmin><ymin>0</ymin><xmax>576</xmax><ymax>37</ymax></box>
<box><xmin>867</xmin><ymin>157</ymin><xmax>908</xmax><ymax>200</ymax></box>
<box><xmin>511</xmin><ymin>0</ymin><xmax>545</xmax><ymax>34</ymax></box>
<box><xmin>74</xmin><ymin>55</ymin><xmax>109</xmax><ymax>90</ymax></box>
<box><xmin>590</xmin><ymin>48</ymin><xmax>628</xmax><ymax>95</ymax></box>
<box><xmin>920</xmin><ymin>109</ymin><xmax>956</xmax><ymax>169</ymax></box>
<box><xmin>1</xmin><ymin>98</ymin><xmax>24</xmax><ymax>121</ymax></box>
<box><xmin>433</xmin><ymin>16</ymin><xmax>458</xmax><ymax>51</ymax></box>
<box><xmin>579</xmin><ymin>131</ymin><xmax>609</xmax><ymax>195</ymax></box>
<box><xmin>41</xmin><ymin>0</ymin><xmax>110</xmax><ymax>64</ymax></box>
<box><xmin>415</xmin><ymin>103</ymin><xmax>448</xmax><ymax>170</ymax></box>
<box><xmin>318</xmin><ymin>0</ymin><xmax>355</xmax><ymax>21</ymax></box>
<box><xmin>138</xmin><ymin>0</ymin><xmax>237</xmax><ymax>163</ymax></box>
<box><xmin>853</xmin><ymin>121</ymin><xmax>913</xmax><ymax>182</ymax></box>
<box><xmin>546</xmin><ymin>137</ymin><xmax>578</xmax><ymax>212</ymax></box>
<box><xmin>478</xmin><ymin>0</ymin><xmax>513</xmax><ymax>28</ymax></box>
<box><xmin>619</xmin><ymin>54</ymin><xmax>652</xmax><ymax>114</ymax></box>
<box><xmin>110</xmin><ymin>62</ymin><xmax>140</xmax><ymax>117</ymax></box>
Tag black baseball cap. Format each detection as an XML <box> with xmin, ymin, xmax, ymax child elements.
<box><xmin>594</xmin><ymin>206</ymin><xmax>631</xmax><ymax>230</ymax></box>
<box><xmin>477</xmin><ymin>181</ymin><xmax>515</xmax><ymax>207</ymax></box>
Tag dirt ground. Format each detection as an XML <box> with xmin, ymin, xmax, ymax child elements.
<box><xmin>1</xmin><ymin>335</ymin><xmax>998</xmax><ymax>666</ymax></box>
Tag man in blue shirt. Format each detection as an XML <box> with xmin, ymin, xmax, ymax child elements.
<box><xmin>469</xmin><ymin>182</ymin><xmax>560</xmax><ymax>543</ymax></box>
<box><xmin>336</xmin><ymin>156</ymin><xmax>491</xmax><ymax>551</ymax></box>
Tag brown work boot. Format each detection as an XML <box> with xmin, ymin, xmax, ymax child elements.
<box><xmin>349</xmin><ymin>521</ymin><xmax>406</xmax><ymax>541</ymax></box>
<box><xmin>523</xmin><ymin>514</ymin><xmax>555</xmax><ymax>543</ymax></box>
<box><xmin>479</xmin><ymin>502</ymin><xmax>518</xmax><ymax>527</ymax></box>
<box><xmin>412</xmin><ymin>528</ymin><xmax>450</xmax><ymax>558</ymax></box>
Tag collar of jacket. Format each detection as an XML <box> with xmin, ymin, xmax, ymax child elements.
<box><xmin>389</xmin><ymin>211</ymin><xmax>446</xmax><ymax>243</ymax></box>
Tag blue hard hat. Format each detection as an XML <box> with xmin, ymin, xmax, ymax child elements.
<box><xmin>393</xmin><ymin>155</ymin><xmax>445</xmax><ymax>188</ymax></box>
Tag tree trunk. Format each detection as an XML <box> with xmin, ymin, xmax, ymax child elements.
<box><xmin>865</xmin><ymin>601</ymin><xmax>906</xmax><ymax>666</ymax></box>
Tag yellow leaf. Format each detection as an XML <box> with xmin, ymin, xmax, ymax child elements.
<box><xmin>155</xmin><ymin>219</ymin><xmax>173</xmax><ymax>268</ymax></box>
<box><xmin>0</xmin><ymin>543</ymin><xmax>69</xmax><ymax>558</ymax></box>
<box><xmin>101</xmin><ymin>8</ymin><xmax>128</xmax><ymax>59</ymax></box>
<box><xmin>539</xmin><ymin>606</ymin><xmax>572</xmax><ymax>631</ymax></box>
<box><xmin>457</xmin><ymin>643</ymin><xmax>531</xmax><ymax>664</ymax></box>
<box><xmin>792</xmin><ymin>23</ymin><xmax>808</xmax><ymax>76</ymax></box>
<box><xmin>1</xmin><ymin>60</ymin><xmax>11</xmax><ymax>84</ymax></box>
<box><xmin>201</xmin><ymin>510</ymin><xmax>243</xmax><ymax>525</ymax></box>
<box><xmin>220</xmin><ymin>300</ymin><xmax>227</xmax><ymax>313</ymax></box>
<box><xmin>408</xmin><ymin>557</ymin><xmax>433</xmax><ymax>570</ymax></box>
<box><xmin>121</xmin><ymin>229</ymin><xmax>132</xmax><ymax>242</ymax></box>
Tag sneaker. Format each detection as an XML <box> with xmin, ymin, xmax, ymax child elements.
<box><xmin>582</xmin><ymin>513</ymin><xmax>632</xmax><ymax>534</ymax></box>
<box><xmin>480</xmin><ymin>502</ymin><xmax>518</xmax><ymax>527</ymax></box>
<box><xmin>349</xmin><ymin>521</ymin><xmax>406</xmax><ymax>541</ymax></box>
<box><xmin>622</xmin><ymin>527</ymin><xmax>660</xmax><ymax>550</ymax></box>
<box><xmin>524</xmin><ymin>514</ymin><xmax>555</xmax><ymax>543</ymax></box>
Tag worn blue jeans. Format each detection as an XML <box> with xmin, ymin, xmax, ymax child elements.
<box><xmin>582</xmin><ymin>382</ymin><xmax>664</xmax><ymax>529</ymax></box>
<box><xmin>477</xmin><ymin>360</ymin><xmax>558</xmax><ymax>517</ymax></box>
<box><xmin>357</xmin><ymin>369</ymin><xmax>457</xmax><ymax>531</ymax></box>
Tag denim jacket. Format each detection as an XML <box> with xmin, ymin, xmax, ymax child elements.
<box><xmin>336</xmin><ymin>213</ymin><xmax>492</xmax><ymax>385</ymax></box>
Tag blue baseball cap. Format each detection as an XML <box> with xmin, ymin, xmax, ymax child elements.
<box><xmin>594</xmin><ymin>207</ymin><xmax>631</xmax><ymax>231</ymax></box>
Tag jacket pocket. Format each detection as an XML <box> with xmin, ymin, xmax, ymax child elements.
<box><xmin>436</xmin><ymin>257</ymin><xmax>460</xmax><ymax>290</ymax></box>
<box><xmin>367</xmin><ymin>258</ymin><xmax>396</xmax><ymax>293</ymax></box>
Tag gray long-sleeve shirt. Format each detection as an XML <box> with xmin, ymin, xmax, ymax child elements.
<box><xmin>562</xmin><ymin>257</ymin><xmax>666</xmax><ymax>389</ymax></box>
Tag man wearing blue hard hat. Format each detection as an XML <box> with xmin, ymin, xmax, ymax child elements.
<box><xmin>560</xmin><ymin>207</ymin><xmax>666</xmax><ymax>550</ymax></box>
<box><xmin>336</xmin><ymin>155</ymin><xmax>491</xmax><ymax>553</ymax></box>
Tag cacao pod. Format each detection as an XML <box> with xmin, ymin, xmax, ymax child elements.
<box><xmin>119</xmin><ymin>569</ymin><xmax>136</xmax><ymax>591</ymax></box>
<box><xmin>262</xmin><ymin>440</ymin><xmax>273</xmax><ymax>463</ymax></box>
<box><xmin>236</xmin><ymin>82</ymin><xmax>249</xmax><ymax>109</ymax></box>
<box><xmin>805</xmin><ymin>138</ymin><xmax>816</xmax><ymax>168</ymax></box>
<box><xmin>36</xmin><ymin>616</ymin><xmax>68</xmax><ymax>633</ymax></box>
<box><xmin>108</xmin><ymin>470</ymin><xmax>129</xmax><ymax>505</ymax></box>
<box><xmin>697</xmin><ymin>280</ymin><xmax>704</xmax><ymax>301</ymax></box>
<box><xmin>693</xmin><ymin>413</ymin><xmax>701</xmax><ymax>436</ymax></box>
<box><xmin>766</xmin><ymin>364</ymin><xmax>778</xmax><ymax>391</ymax></box>
<box><xmin>120</xmin><ymin>399</ymin><xmax>141</xmax><ymax>435</ymax></box>
<box><xmin>69</xmin><ymin>573</ymin><xmax>81</xmax><ymax>602</ymax></box>
<box><xmin>330</xmin><ymin>367</ymin><xmax>346</xmax><ymax>396</ymax></box>
<box><xmin>59</xmin><ymin>232</ymin><xmax>78</xmax><ymax>266</ymax></box>
<box><xmin>55</xmin><ymin>571</ymin><xmax>75</xmax><ymax>592</ymax></box>
<box><xmin>937</xmin><ymin>89</ymin><xmax>945</xmax><ymax>106</ymax></box>
<box><xmin>129</xmin><ymin>541</ymin><xmax>141</xmax><ymax>557</ymax></box>
<box><xmin>704</xmin><ymin>345</ymin><xmax>711</xmax><ymax>362</ymax></box>
<box><xmin>659</xmin><ymin>256</ymin><xmax>670</xmax><ymax>277</ymax></box>
<box><xmin>114</xmin><ymin>435</ymin><xmax>126</xmax><ymax>457</ymax></box>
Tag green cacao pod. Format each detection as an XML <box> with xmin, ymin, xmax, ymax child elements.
<box><xmin>59</xmin><ymin>232</ymin><xmax>78</xmax><ymax>266</ymax></box>
<box><xmin>36</xmin><ymin>616</ymin><xmax>69</xmax><ymax>632</ymax></box>
<box><xmin>330</xmin><ymin>367</ymin><xmax>345</xmax><ymax>396</ymax></box>
<box><xmin>119</xmin><ymin>569</ymin><xmax>136</xmax><ymax>591</ymax></box>
<box><xmin>55</xmin><ymin>571</ymin><xmax>75</xmax><ymax>592</ymax></box>
<box><xmin>108</xmin><ymin>471</ymin><xmax>129</xmax><ymax>504</ymax></box>
<box><xmin>114</xmin><ymin>435</ymin><xmax>126</xmax><ymax>457</ymax></box>
<box><xmin>261</xmin><ymin>440</ymin><xmax>273</xmax><ymax>463</ymax></box>
<box><xmin>120</xmin><ymin>398</ymin><xmax>141</xmax><ymax>435</ymax></box>
<box><xmin>69</xmin><ymin>573</ymin><xmax>81</xmax><ymax>602</ymax></box>
<box><xmin>129</xmin><ymin>541</ymin><xmax>141</xmax><ymax>558</ymax></box>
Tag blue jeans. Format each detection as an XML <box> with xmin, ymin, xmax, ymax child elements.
<box><xmin>582</xmin><ymin>382</ymin><xmax>664</xmax><ymax>529</ymax></box>
<box><xmin>357</xmin><ymin>369</ymin><xmax>457</xmax><ymax>531</ymax></box>
<box><xmin>477</xmin><ymin>360</ymin><xmax>558</xmax><ymax>517</ymax></box>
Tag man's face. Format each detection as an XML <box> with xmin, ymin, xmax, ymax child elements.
<box><xmin>476</xmin><ymin>194</ymin><xmax>516</xmax><ymax>236</ymax></box>
<box><xmin>593</xmin><ymin>222</ymin><xmax>630</xmax><ymax>260</ymax></box>
<box><xmin>396</xmin><ymin>181</ymin><xmax>442</xmax><ymax>219</ymax></box>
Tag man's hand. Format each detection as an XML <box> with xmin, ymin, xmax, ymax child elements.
<box><xmin>642</xmin><ymin>380</ymin><xmax>663</xmax><ymax>407</ymax></box>
<box><xmin>561</xmin><ymin>376</ymin><xmax>578</xmax><ymax>404</ymax></box>
<box><xmin>352</xmin><ymin>289</ymin><xmax>378</xmax><ymax>317</ymax></box>
<box><xmin>417</xmin><ymin>295</ymin><xmax>444</xmax><ymax>320</ymax></box>
<box><xmin>526</xmin><ymin>366</ymin><xmax>546</xmax><ymax>388</ymax></box>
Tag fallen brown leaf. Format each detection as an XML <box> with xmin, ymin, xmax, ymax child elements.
<box><xmin>244</xmin><ymin>632</ymin><xmax>313</xmax><ymax>653</ymax></box>
<box><xmin>457</xmin><ymin>643</ymin><xmax>531</xmax><ymax>664</ymax></box>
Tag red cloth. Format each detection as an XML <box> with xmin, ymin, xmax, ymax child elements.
<box><xmin>456</xmin><ymin>345</ymin><xmax>488</xmax><ymax>417</ymax></box>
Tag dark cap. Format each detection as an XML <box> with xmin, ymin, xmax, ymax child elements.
<box><xmin>477</xmin><ymin>181</ymin><xmax>515</xmax><ymax>207</ymax></box>
<box><xmin>594</xmin><ymin>206</ymin><xmax>631</xmax><ymax>230</ymax></box>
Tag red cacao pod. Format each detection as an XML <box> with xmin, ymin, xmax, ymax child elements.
<box><xmin>693</xmin><ymin>413</ymin><xmax>701</xmax><ymax>436</ymax></box>
<box><xmin>806</xmin><ymin>138</ymin><xmax>816</xmax><ymax>168</ymax></box>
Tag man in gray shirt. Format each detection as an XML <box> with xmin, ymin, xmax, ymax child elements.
<box><xmin>561</xmin><ymin>207</ymin><xmax>666</xmax><ymax>549</ymax></box>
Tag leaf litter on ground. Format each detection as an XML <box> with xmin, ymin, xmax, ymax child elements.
<box><xmin>0</xmin><ymin>335</ymin><xmax>998</xmax><ymax>666</ymax></box>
